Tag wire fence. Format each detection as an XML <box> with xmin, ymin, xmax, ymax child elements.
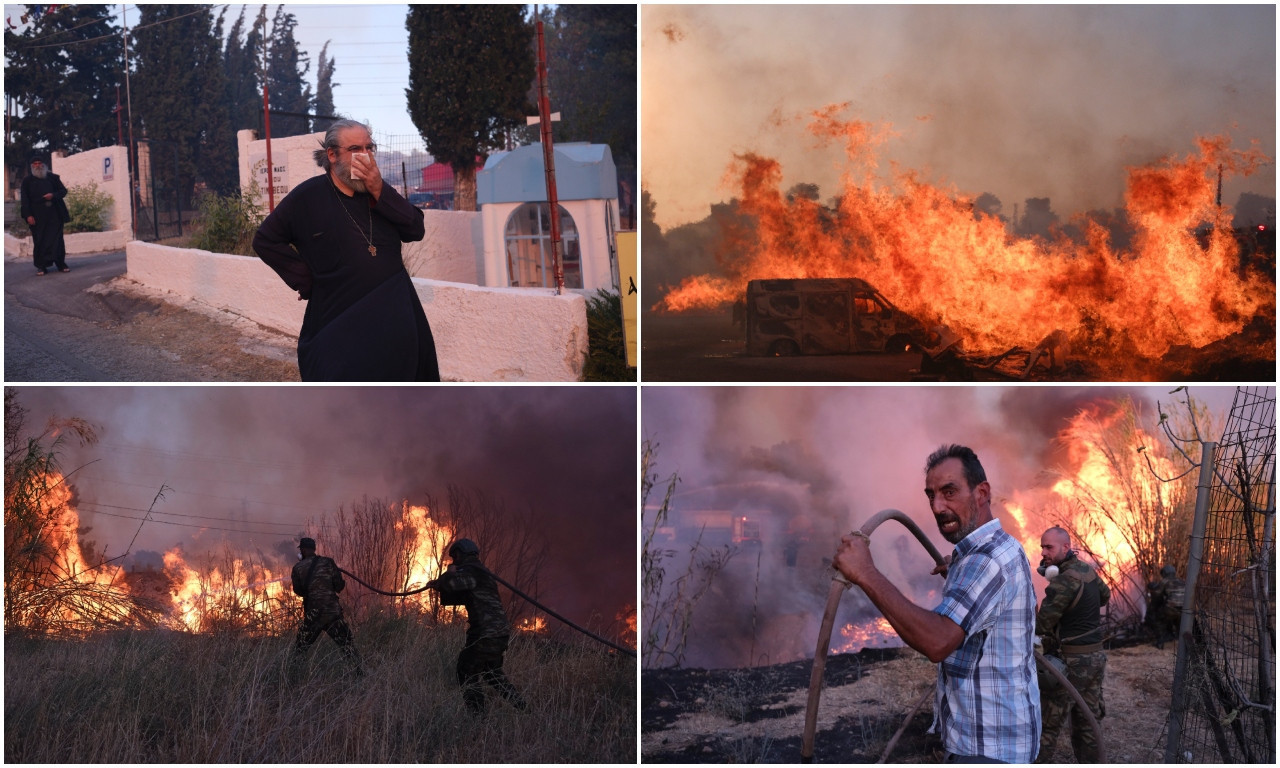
<box><xmin>1169</xmin><ymin>386</ymin><xmax>1275</xmax><ymax>762</ymax></box>
<box><xmin>372</xmin><ymin>132</ymin><xmax>453</xmax><ymax>210</ymax></box>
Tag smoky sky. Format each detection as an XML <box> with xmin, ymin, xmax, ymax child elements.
<box><xmin>643</xmin><ymin>4</ymin><xmax>1276</xmax><ymax>230</ymax></box>
<box><xmin>11</xmin><ymin>386</ymin><xmax>637</xmax><ymax>625</ymax></box>
<box><xmin>641</xmin><ymin>385</ymin><xmax>1244</xmax><ymax>667</ymax></box>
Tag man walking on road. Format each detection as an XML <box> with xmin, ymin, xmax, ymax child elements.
<box><xmin>20</xmin><ymin>156</ymin><xmax>71</xmax><ymax>276</ymax></box>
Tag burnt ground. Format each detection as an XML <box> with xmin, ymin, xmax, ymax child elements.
<box><xmin>642</xmin><ymin>642</ymin><xmax>1179</xmax><ymax>763</ymax></box>
<box><xmin>639</xmin><ymin>309</ymin><xmax>1276</xmax><ymax>384</ymax></box>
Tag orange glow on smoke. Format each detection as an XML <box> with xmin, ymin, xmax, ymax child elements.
<box><xmin>656</xmin><ymin>105</ymin><xmax>1272</xmax><ymax>373</ymax></box>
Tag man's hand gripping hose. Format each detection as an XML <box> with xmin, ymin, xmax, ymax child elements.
<box><xmin>799</xmin><ymin>509</ymin><xmax>1102</xmax><ymax>763</ymax></box>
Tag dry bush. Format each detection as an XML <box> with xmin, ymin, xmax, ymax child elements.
<box><xmin>2</xmin><ymin>389</ymin><xmax>140</xmax><ymax>635</ymax></box>
<box><xmin>1046</xmin><ymin>394</ymin><xmax>1212</xmax><ymax>618</ymax></box>
<box><xmin>3</xmin><ymin>620</ymin><xmax>635</xmax><ymax>763</ymax></box>
<box><xmin>642</xmin><ymin>440</ymin><xmax>739</xmax><ymax>668</ymax></box>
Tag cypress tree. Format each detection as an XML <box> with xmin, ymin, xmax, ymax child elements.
<box><xmin>406</xmin><ymin>5</ymin><xmax>535</xmax><ymax>212</ymax></box>
<box><xmin>3</xmin><ymin>5</ymin><xmax>121</xmax><ymax>163</ymax></box>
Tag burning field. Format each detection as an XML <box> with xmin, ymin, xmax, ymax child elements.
<box><xmin>649</xmin><ymin>113</ymin><xmax>1275</xmax><ymax>381</ymax></box>
<box><xmin>640</xmin><ymin>385</ymin><xmax>1258</xmax><ymax>761</ymax></box>
<box><xmin>4</xmin><ymin>387</ymin><xmax>638</xmax><ymax>763</ymax></box>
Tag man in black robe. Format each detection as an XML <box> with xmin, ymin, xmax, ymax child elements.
<box><xmin>20</xmin><ymin>156</ymin><xmax>71</xmax><ymax>275</ymax></box>
<box><xmin>252</xmin><ymin>119</ymin><xmax>440</xmax><ymax>381</ymax></box>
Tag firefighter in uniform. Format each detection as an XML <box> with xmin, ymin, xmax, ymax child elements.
<box><xmin>1035</xmin><ymin>526</ymin><xmax>1109</xmax><ymax>763</ymax></box>
<box><xmin>291</xmin><ymin>537</ymin><xmax>363</xmax><ymax>675</ymax></box>
<box><xmin>1146</xmin><ymin>564</ymin><xmax>1185</xmax><ymax>649</ymax></box>
<box><xmin>426</xmin><ymin>538</ymin><xmax>527</xmax><ymax>714</ymax></box>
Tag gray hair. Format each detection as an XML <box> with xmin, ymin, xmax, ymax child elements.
<box><xmin>313</xmin><ymin>119</ymin><xmax>371</xmax><ymax>170</ymax></box>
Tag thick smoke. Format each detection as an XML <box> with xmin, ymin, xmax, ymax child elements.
<box><xmin>642</xmin><ymin>5</ymin><xmax>1275</xmax><ymax>230</ymax></box>
<box><xmin>642</xmin><ymin>386</ymin><xmax>1233</xmax><ymax>669</ymax></box>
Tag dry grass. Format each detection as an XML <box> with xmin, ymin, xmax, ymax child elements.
<box><xmin>5</xmin><ymin>616</ymin><xmax>635</xmax><ymax>763</ymax></box>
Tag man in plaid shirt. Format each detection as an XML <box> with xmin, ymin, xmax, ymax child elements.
<box><xmin>835</xmin><ymin>444</ymin><xmax>1040</xmax><ymax>762</ymax></box>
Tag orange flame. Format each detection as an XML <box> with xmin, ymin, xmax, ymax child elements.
<box><xmin>657</xmin><ymin>105</ymin><xmax>1272</xmax><ymax>374</ymax></box>
<box><xmin>833</xmin><ymin>616</ymin><xmax>900</xmax><ymax>654</ymax></box>
<box><xmin>516</xmin><ymin>616</ymin><xmax>548</xmax><ymax>633</ymax></box>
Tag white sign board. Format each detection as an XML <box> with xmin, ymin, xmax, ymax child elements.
<box><xmin>102</xmin><ymin>156</ymin><xmax>114</xmax><ymax>181</ymax></box>
<box><xmin>248</xmin><ymin>153</ymin><xmax>289</xmax><ymax>199</ymax></box>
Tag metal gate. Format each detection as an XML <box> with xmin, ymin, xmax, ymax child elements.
<box><xmin>132</xmin><ymin>138</ymin><xmax>195</xmax><ymax>242</ymax></box>
<box><xmin>1166</xmin><ymin>386</ymin><xmax>1275</xmax><ymax>762</ymax></box>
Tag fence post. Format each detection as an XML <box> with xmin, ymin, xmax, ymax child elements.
<box><xmin>1165</xmin><ymin>440</ymin><xmax>1217</xmax><ymax>762</ymax></box>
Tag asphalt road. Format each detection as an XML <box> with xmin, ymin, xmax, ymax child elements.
<box><xmin>5</xmin><ymin>250</ymin><xmax>300</xmax><ymax>382</ymax></box>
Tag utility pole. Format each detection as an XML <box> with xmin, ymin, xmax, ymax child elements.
<box><xmin>122</xmin><ymin>4</ymin><xmax>138</xmax><ymax>238</ymax></box>
<box><xmin>533</xmin><ymin>7</ymin><xmax>564</xmax><ymax>294</ymax></box>
<box><xmin>262</xmin><ymin>34</ymin><xmax>275</xmax><ymax>211</ymax></box>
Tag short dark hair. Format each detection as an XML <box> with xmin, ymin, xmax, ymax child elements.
<box><xmin>925</xmin><ymin>444</ymin><xmax>987</xmax><ymax>490</ymax></box>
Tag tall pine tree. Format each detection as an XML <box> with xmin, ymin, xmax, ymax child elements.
<box><xmin>265</xmin><ymin>5</ymin><xmax>312</xmax><ymax>138</ymax></box>
<box><xmin>222</xmin><ymin>6</ymin><xmax>265</xmax><ymax>136</ymax></box>
<box><xmin>131</xmin><ymin>5</ymin><xmax>233</xmax><ymax>204</ymax></box>
<box><xmin>3</xmin><ymin>5</ymin><xmax>121</xmax><ymax>165</ymax></box>
<box><xmin>406</xmin><ymin>5</ymin><xmax>535</xmax><ymax>212</ymax></box>
<box><xmin>312</xmin><ymin>41</ymin><xmax>339</xmax><ymax>133</ymax></box>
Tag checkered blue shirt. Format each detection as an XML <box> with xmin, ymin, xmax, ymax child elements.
<box><xmin>930</xmin><ymin>518</ymin><xmax>1041</xmax><ymax>762</ymax></box>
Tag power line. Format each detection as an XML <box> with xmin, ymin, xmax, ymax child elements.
<box><xmin>83</xmin><ymin>501</ymin><xmax>303</xmax><ymax>529</ymax></box>
<box><xmin>79</xmin><ymin>505</ymin><xmax>305</xmax><ymax>537</ymax></box>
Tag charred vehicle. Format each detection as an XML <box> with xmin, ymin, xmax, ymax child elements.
<box><xmin>745</xmin><ymin>277</ymin><xmax>927</xmax><ymax>356</ymax></box>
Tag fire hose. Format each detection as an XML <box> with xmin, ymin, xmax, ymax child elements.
<box><xmin>338</xmin><ymin>567</ymin><xmax>635</xmax><ymax>657</ymax></box>
<box><xmin>800</xmin><ymin>509</ymin><xmax>1103</xmax><ymax>763</ymax></box>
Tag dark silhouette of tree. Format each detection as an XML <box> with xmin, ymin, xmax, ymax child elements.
<box><xmin>222</xmin><ymin>6</ymin><xmax>266</xmax><ymax>135</ymax></box>
<box><xmin>406</xmin><ymin>5</ymin><xmax>535</xmax><ymax>211</ymax></box>
<box><xmin>1018</xmin><ymin>196</ymin><xmax>1059</xmax><ymax>238</ymax></box>
<box><xmin>973</xmin><ymin>192</ymin><xmax>1003</xmax><ymax>220</ymax></box>
<box><xmin>540</xmin><ymin>5</ymin><xmax>636</xmax><ymax>222</ymax></box>
<box><xmin>312</xmin><ymin>41</ymin><xmax>339</xmax><ymax>133</ymax></box>
<box><xmin>264</xmin><ymin>6</ymin><xmax>312</xmax><ymax>138</ymax></box>
<box><xmin>132</xmin><ymin>6</ymin><xmax>235</xmax><ymax>202</ymax></box>
<box><xmin>3</xmin><ymin>5</ymin><xmax>120</xmax><ymax>166</ymax></box>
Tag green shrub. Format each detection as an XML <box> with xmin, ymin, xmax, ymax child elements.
<box><xmin>191</xmin><ymin>181</ymin><xmax>264</xmax><ymax>256</ymax></box>
<box><xmin>583</xmin><ymin>289</ymin><xmax>636</xmax><ymax>382</ymax></box>
<box><xmin>64</xmin><ymin>182</ymin><xmax>115</xmax><ymax>234</ymax></box>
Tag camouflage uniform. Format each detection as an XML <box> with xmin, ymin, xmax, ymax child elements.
<box><xmin>1146</xmin><ymin>574</ymin><xmax>1185</xmax><ymax>649</ymax></box>
<box><xmin>430</xmin><ymin>559</ymin><xmax>527</xmax><ymax>714</ymax></box>
<box><xmin>1035</xmin><ymin>554</ymin><xmax>1110</xmax><ymax>763</ymax></box>
<box><xmin>291</xmin><ymin>553</ymin><xmax>361</xmax><ymax>671</ymax></box>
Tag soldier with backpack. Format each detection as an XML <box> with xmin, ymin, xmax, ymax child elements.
<box><xmin>291</xmin><ymin>537</ymin><xmax>363</xmax><ymax>675</ymax></box>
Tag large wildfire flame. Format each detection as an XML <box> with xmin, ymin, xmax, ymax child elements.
<box><xmin>7</xmin><ymin>477</ymin><xmax>467</xmax><ymax>635</ymax></box>
<box><xmin>658</xmin><ymin>106</ymin><xmax>1272</xmax><ymax>369</ymax></box>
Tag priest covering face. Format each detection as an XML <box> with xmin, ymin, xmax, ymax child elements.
<box><xmin>252</xmin><ymin>119</ymin><xmax>440</xmax><ymax>381</ymax></box>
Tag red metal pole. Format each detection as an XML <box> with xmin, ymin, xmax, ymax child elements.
<box><xmin>535</xmin><ymin>17</ymin><xmax>563</xmax><ymax>294</ymax></box>
<box><xmin>263</xmin><ymin>83</ymin><xmax>275</xmax><ymax>211</ymax></box>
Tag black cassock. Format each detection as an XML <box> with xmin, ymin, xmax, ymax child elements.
<box><xmin>20</xmin><ymin>172</ymin><xmax>70</xmax><ymax>271</ymax></box>
<box><xmin>253</xmin><ymin>175</ymin><xmax>440</xmax><ymax>381</ymax></box>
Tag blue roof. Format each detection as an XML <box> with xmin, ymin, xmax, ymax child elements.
<box><xmin>477</xmin><ymin>142</ymin><xmax>617</xmax><ymax>204</ymax></box>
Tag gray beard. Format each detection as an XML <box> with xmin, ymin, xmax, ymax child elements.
<box><xmin>333</xmin><ymin>158</ymin><xmax>366</xmax><ymax>194</ymax></box>
<box><xmin>31</xmin><ymin>167</ymin><xmax>48</xmax><ymax>179</ymax></box>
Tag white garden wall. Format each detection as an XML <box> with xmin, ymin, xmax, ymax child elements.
<box><xmin>125</xmin><ymin>241</ymin><xmax>586</xmax><ymax>382</ymax></box>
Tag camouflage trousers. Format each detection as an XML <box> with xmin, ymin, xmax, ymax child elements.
<box><xmin>294</xmin><ymin>605</ymin><xmax>362</xmax><ymax>673</ymax></box>
<box><xmin>457</xmin><ymin>635</ymin><xmax>526</xmax><ymax>714</ymax></box>
<box><xmin>1037</xmin><ymin>650</ymin><xmax>1106</xmax><ymax>763</ymax></box>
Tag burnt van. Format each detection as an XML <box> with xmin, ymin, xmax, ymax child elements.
<box><xmin>745</xmin><ymin>277</ymin><xmax>927</xmax><ymax>356</ymax></box>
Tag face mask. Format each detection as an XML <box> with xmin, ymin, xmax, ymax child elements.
<box><xmin>298</xmin><ymin>552</ymin><xmax>304</xmax><ymax>561</ymax></box>
<box><xmin>1038</xmin><ymin>562</ymin><xmax>1060</xmax><ymax>579</ymax></box>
